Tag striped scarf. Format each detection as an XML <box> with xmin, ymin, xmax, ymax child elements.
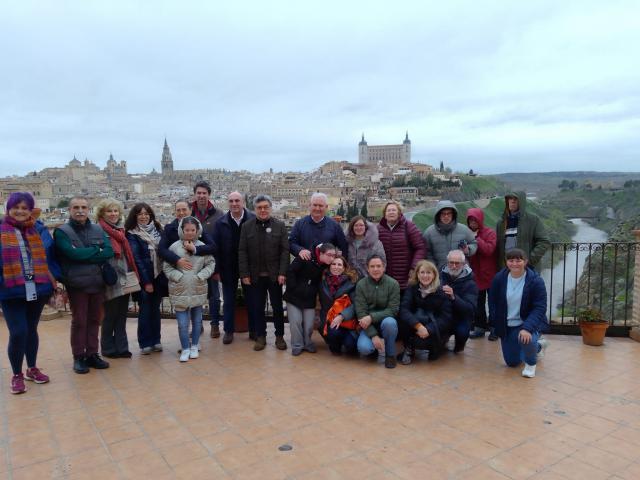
<box><xmin>1</xmin><ymin>215</ymin><xmax>50</xmax><ymax>288</ymax></box>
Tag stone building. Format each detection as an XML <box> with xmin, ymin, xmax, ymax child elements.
<box><xmin>358</xmin><ymin>132</ymin><xmax>411</xmax><ymax>165</ymax></box>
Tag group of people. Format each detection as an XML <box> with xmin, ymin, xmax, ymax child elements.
<box><xmin>1</xmin><ymin>185</ymin><xmax>551</xmax><ymax>394</ymax></box>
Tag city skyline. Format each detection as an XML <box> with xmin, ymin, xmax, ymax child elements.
<box><xmin>2</xmin><ymin>1</ymin><xmax>639</xmax><ymax>176</ymax></box>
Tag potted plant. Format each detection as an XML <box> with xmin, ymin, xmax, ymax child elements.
<box><xmin>577</xmin><ymin>307</ymin><xmax>608</xmax><ymax>346</ymax></box>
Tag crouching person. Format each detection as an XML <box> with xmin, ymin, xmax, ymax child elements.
<box><xmin>489</xmin><ymin>248</ymin><xmax>549</xmax><ymax>378</ymax></box>
<box><xmin>162</xmin><ymin>217</ymin><xmax>215</xmax><ymax>362</ymax></box>
<box><xmin>355</xmin><ymin>255</ymin><xmax>400</xmax><ymax>369</ymax></box>
<box><xmin>399</xmin><ymin>260</ymin><xmax>453</xmax><ymax>364</ymax></box>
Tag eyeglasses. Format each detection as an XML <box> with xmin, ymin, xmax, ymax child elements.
<box><xmin>448</xmin><ymin>261</ymin><xmax>463</xmax><ymax>266</ymax></box>
<box><xmin>323</xmin><ymin>252</ymin><xmax>337</xmax><ymax>258</ymax></box>
<box><xmin>137</xmin><ymin>212</ymin><xmax>150</xmax><ymax>217</ymax></box>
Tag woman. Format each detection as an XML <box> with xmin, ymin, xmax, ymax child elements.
<box><xmin>399</xmin><ymin>260</ymin><xmax>453</xmax><ymax>364</ymax></box>
<box><xmin>488</xmin><ymin>248</ymin><xmax>549</xmax><ymax>378</ymax></box>
<box><xmin>163</xmin><ymin>217</ymin><xmax>215</xmax><ymax>362</ymax></box>
<box><xmin>346</xmin><ymin>215</ymin><xmax>386</xmax><ymax>279</ymax></box>
<box><xmin>95</xmin><ymin>198</ymin><xmax>139</xmax><ymax>358</ymax></box>
<box><xmin>0</xmin><ymin>193</ymin><xmax>60</xmax><ymax>394</ymax></box>
<box><xmin>318</xmin><ymin>255</ymin><xmax>358</xmax><ymax>355</ymax></box>
<box><xmin>283</xmin><ymin>242</ymin><xmax>337</xmax><ymax>356</ymax></box>
<box><xmin>125</xmin><ymin>203</ymin><xmax>166</xmax><ymax>355</ymax></box>
<box><xmin>377</xmin><ymin>201</ymin><xmax>426</xmax><ymax>291</ymax></box>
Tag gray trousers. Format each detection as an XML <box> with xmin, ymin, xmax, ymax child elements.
<box><xmin>101</xmin><ymin>294</ymin><xmax>130</xmax><ymax>355</ymax></box>
<box><xmin>286</xmin><ymin>303</ymin><xmax>315</xmax><ymax>352</ymax></box>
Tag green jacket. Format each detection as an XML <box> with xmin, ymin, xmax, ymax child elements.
<box><xmin>496</xmin><ymin>192</ymin><xmax>550</xmax><ymax>268</ymax></box>
<box><xmin>355</xmin><ymin>274</ymin><xmax>400</xmax><ymax>338</ymax></box>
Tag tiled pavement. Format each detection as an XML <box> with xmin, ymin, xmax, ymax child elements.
<box><xmin>1</xmin><ymin>316</ymin><xmax>640</xmax><ymax>479</ymax></box>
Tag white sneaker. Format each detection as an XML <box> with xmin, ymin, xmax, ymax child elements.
<box><xmin>189</xmin><ymin>346</ymin><xmax>199</xmax><ymax>359</ymax></box>
<box><xmin>196</xmin><ymin>343</ymin><xmax>201</xmax><ymax>351</ymax></box>
<box><xmin>522</xmin><ymin>363</ymin><xmax>536</xmax><ymax>378</ymax></box>
<box><xmin>179</xmin><ymin>349</ymin><xmax>190</xmax><ymax>362</ymax></box>
<box><xmin>537</xmin><ymin>337</ymin><xmax>549</xmax><ymax>360</ymax></box>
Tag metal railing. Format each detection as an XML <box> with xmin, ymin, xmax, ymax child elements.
<box><xmin>544</xmin><ymin>241</ymin><xmax>639</xmax><ymax>328</ymax></box>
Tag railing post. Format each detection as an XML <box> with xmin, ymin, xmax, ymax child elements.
<box><xmin>630</xmin><ymin>230</ymin><xmax>640</xmax><ymax>342</ymax></box>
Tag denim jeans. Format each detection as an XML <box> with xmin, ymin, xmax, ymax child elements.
<box><xmin>175</xmin><ymin>306</ymin><xmax>203</xmax><ymax>350</ymax></box>
<box><xmin>137</xmin><ymin>288</ymin><xmax>162</xmax><ymax>349</ymax></box>
<box><xmin>501</xmin><ymin>326</ymin><xmax>540</xmax><ymax>366</ymax></box>
<box><xmin>326</xmin><ymin>327</ymin><xmax>358</xmax><ymax>354</ymax></box>
<box><xmin>247</xmin><ymin>277</ymin><xmax>284</xmax><ymax>337</ymax></box>
<box><xmin>208</xmin><ymin>278</ymin><xmax>221</xmax><ymax>325</ymax></box>
<box><xmin>357</xmin><ymin>317</ymin><xmax>398</xmax><ymax>357</ymax></box>
<box><xmin>1</xmin><ymin>297</ymin><xmax>48</xmax><ymax>374</ymax></box>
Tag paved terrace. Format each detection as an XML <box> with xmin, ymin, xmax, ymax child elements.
<box><xmin>1</xmin><ymin>316</ymin><xmax>640</xmax><ymax>480</ymax></box>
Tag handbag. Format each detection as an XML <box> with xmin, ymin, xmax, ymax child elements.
<box><xmin>101</xmin><ymin>262</ymin><xmax>118</xmax><ymax>286</ymax></box>
<box><xmin>121</xmin><ymin>271</ymin><xmax>141</xmax><ymax>295</ymax></box>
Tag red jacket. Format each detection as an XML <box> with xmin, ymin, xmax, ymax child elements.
<box><xmin>377</xmin><ymin>215</ymin><xmax>426</xmax><ymax>290</ymax></box>
<box><xmin>466</xmin><ymin>208</ymin><xmax>497</xmax><ymax>291</ymax></box>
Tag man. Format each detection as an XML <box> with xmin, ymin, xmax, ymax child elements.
<box><xmin>466</xmin><ymin>208</ymin><xmax>498</xmax><ymax>340</ymax></box>
<box><xmin>238</xmin><ymin>194</ymin><xmax>289</xmax><ymax>351</ymax></box>
<box><xmin>54</xmin><ymin>196</ymin><xmax>114</xmax><ymax>374</ymax></box>
<box><xmin>212</xmin><ymin>192</ymin><xmax>255</xmax><ymax>344</ymax></box>
<box><xmin>441</xmin><ymin>249</ymin><xmax>478</xmax><ymax>353</ymax></box>
<box><xmin>191</xmin><ymin>181</ymin><xmax>224</xmax><ymax>338</ymax></box>
<box><xmin>289</xmin><ymin>192</ymin><xmax>348</xmax><ymax>260</ymax></box>
<box><xmin>423</xmin><ymin>200</ymin><xmax>477</xmax><ymax>270</ymax></box>
<box><xmin>355</xmin><ymin>254</ymin><xmax>400</xmax><ymax>369</ymax></box>
<box><xmin>496</xmin><ymin>192</ymin><xmax>550</xmax><ymax>270</ymax></box>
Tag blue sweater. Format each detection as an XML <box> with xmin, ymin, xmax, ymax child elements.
<box><xmin>488</xmin><ymin>266</ymin><xmax>549</xmax><ymax>337</ymax></box>
<box><xmin>0</xmin><ymin>221</ymin><xmax>61</xmax><ymax>301</ymax></box>
<box><xmin>288</xmin><ymin>215</ymin><xmax>348</xmax><ymax>260</ymax></box>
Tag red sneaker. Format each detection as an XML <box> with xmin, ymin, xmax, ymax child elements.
<box><xmin>11</xmin><ymin>373</ymin><xmax>27</xmax><ymax>394</ymax></box>
<box><xmin>25</xmin><ymin>367</ymin><xmax>50</xmax><ymax>384</ymax></box>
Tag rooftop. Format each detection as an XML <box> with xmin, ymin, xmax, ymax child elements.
<box><xmin>2</xmin><ymin>316</ymin><xmax>640</xmax><ymax>479</ymax></box>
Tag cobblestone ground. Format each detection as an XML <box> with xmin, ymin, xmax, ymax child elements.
<box><xmin>1</xmin><ymin>316</ymin><xmax>640</xmax><ymax>479</ymax></box>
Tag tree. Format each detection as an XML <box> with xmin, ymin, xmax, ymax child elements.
<box><xmin>360</xmin><ymin>198</ymin><xmax>368</xmax><ymax>218</ymax></box>
<box><xmin>336</xmin><ymin>202</ymin><xmax>345</xmax><ymax>217</ymax></box>
<box><xmin>57</xmin><ymin>198</ymin><xmax>69</xmax><ymax>208</ymax></box>
<box><xmin>439</xmin><ymin>161</ymin><xmax>444</xmax><ymax>172</ymax></box>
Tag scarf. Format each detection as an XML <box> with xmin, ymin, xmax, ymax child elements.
<box><xmin>192</xmin><ymin>200</ymin><xmax>214</xmax><ymax>223</ymax></box>
<box><xmin>326</xmin><ymin>273</ymin><xmax>347</xmax><ymax>296</ymax></box>
<box><xmin>437</xmin><ymin>220</ymin><xmax>456</xmax><ymax>234</ymax></box>
<box><xmin>418</xmin><ymin>284</ymin><xmax>437</xmax><ymax>297</ymax></box>
<box><xmin>130</xmin><ymin>223</ymin><xmax>162</xmax><ymax>278</ymax></box>
<box><xmin>99</xmin><ymin>218</ymin><xmax>139</xmax><ymax>277</ymax></box>
<box><xmin>1</xmin><ymin>215</ymin><xmax>50</xmax><ymax>288</ymax></box>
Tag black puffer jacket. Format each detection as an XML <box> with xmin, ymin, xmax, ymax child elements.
<box><xmin>400</xmin><ymin>285</ymin><xmax>454</xmax><ymax>345</ymax></box>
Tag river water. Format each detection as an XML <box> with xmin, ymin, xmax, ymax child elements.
<box><xmin>540</xmin><ymin>219</ymin><xmax>609</xmax><ymax>315</ymax></box>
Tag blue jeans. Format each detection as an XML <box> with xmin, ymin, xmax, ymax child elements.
<box><xmin>501</xmin><ymin>326</ymin><xmax>540</xmax><ymax>367</ymax></box>
<box><xmin>137</xmin><ymin>289</ymin><xmax>162</xmax><ymax>348</ymax></box>
<box><xmin>357</xmin><ymin>317</ymin><xmax>398</xmax><ymax>357</ymax></box>
<box><xmin>175</xmin><ymin>306</ymin><xmax>203</xmax><ymax>350</ymax></box>
<box><xmin>208</xmin><ymin>278</ymin><xmax>221</xmax><ymax>325</ymax></box>
<box><xmin>1</xmin><ymin>297</ymin><xmax>48</xmax><ymax>374</ymax></box>
<box><xmin>326</xmin><ymin>327</ymin><xmax>358</xmax><ymax>354</ymax></box>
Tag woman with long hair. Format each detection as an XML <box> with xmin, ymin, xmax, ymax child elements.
<box><xmin>0</xmin><ymin>192</ymin><xmax>60</xmax><ymax>394</ymax></box>
<box><xmin>125</xmin><ymin>202</ymin><xmax>166</xmax><ymax>355</ymax></box>
<box><xmin>346</xmin><ymin>215</ymin><xmax>386</xmax><ymax>279</ymax></box>
<box><xmin>399</xmin><ymin>260</ymin><xmax>453</xmax><ymax>364</ymax></box>
<box><xmin>318</xmin><ymin>255</ymin><xmax>359</xmax><ymax>355</ymax></box>
<box><xmin>95</xmin><ymin>198</ymin><xmax>139</xmax><ymax>358</ymax></box>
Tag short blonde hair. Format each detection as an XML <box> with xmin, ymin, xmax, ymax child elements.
<box><xmin>94</xmin><ymin>198</ymin><xmax>123</xmax><ymax>223</ymax></box>
<box><xmin>409</xmin><ymin>260</ymin><xmax>440</xmax><ymax>289</ymax></box>
<box><xmin>382</xmin><ymin>200</ymin><xmax>403</xmax><ymax>217</ymax></box>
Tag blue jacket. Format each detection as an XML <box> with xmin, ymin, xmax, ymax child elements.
<box><xmin>0</xmin><ymin>220</ymin><xmax>61</xmax><ymax>301</ymax></box>
<box><xmin>213</xmin><ymin>209</ymin><xmax>255</xmax><ymax>281</ymax></box>
<box><xmin>288</xmin><ymin>215</ymin><xmax>348</xmax><ymax>260</ymax></box>
<box><xmin>488</xmin><ymin>266</ymin><xmax>549</xmax><ymax>337</ymax></box>
<box><xmin>158</xmin><ymin>217</ymin><xmax>217</xmax><ymax>267</ymax></box>
<box><xmin>440</xmin><ymin>265</ymin><xmax>478</xmax><ymax>326</ymax></box>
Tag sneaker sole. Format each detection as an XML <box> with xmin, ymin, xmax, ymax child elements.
<box><xmin>24</xmin><ymin>376</ymin><xmax>49</xmax><ymax>384</ymax></box>
<box><xmin>10</xmin><ymin>388</ymin><xmax>27</xmax><ymax>394</ymax></box>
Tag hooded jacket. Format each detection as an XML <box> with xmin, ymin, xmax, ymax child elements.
<box><xmin>283</xmin><ymin>251</ymin><xmax>328</xmax><ymax>309</ymax></box>
<box><xmin>162</xmin><ymin>218</ymin><xmax>216</xmax><ymax>311</ymax></box>
<box><xmin>488</xmin><ymin>266</ymin><xmax>549</xmax><ymax>338</ymax></box>
<box><xmin>423</xmin><ymin>200</ymin><xmax>477</xmax><ymax>271</ymax></box>
<box><xmin>440</xmin><ymin>264</ymin><xmax>478</xmax><ymax>325</ymax></box>
<box><xmin>158</xmin><ymin>217</ymin><xmax>216</xmax><ymax>267</ymax></box>
<box><xmin>466</xmin><ymin>208</ymin><xmax>497</xmax><ymax>291</ymax></box>
<box><xmin>377</xmin><ymin>214</ymin><xmax>426</xmax><ymax>289</ymax></box>
<box><xmin>347</xmin><ymin>221</ymin><xmax>386</xmax><ymax>279</ymax></box>
<box><xmin>496</xmin><ymin>192</ymin><xmax>550</xmax><ymax>269</ymax></box>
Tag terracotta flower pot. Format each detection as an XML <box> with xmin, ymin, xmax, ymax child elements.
<box><xmin>579</xmin><ymin>321</ymin><xmax>608</xmax><ymax>346</ymax></box>
<box><xmin>234</xmin><ymin>305</ymin><xmax>249</xmax><ymax>333</ymax></box>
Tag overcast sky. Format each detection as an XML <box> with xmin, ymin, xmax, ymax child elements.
<box><xmin>1</xmin><ymin>0</ymin><xmax>639</xmax><ymax>175</ymax></box>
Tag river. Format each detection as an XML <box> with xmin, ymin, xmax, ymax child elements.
<box><xmin>541</xmin><ymin>219</ymin><xmax>608</xmax><ymax>316</ymax></box>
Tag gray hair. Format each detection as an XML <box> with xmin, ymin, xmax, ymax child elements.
<box><xmin>310</xmin><ymin>192</ymin><xmax>328</xmax><ymax>204</ymax></box>
<box><xmin>447</xmin><ymin>249</ymin><xmax>466</xmax><ymax>263</ymax></box>
<box><xmin>253</xmin><ymin>194</ymin><xmax>273</xmax><ymax>207</ymax></box>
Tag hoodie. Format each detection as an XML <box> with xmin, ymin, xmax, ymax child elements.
<box><xmin>440</xmin><ymin>263</ymin><xmax>478</xmax><ymax>325</ymax></box>
<box><xmin>466</xmin><ymin>208</ymin><xmax>497</xmax><ymax>291</ymax></box>
<box><xmin>162</xmin><ymin>217</ymin><xmax>216</xmax><ymax>311</ymax></box>
<box><xmin>423</xmin><ymin>200</ymin><xmax>477</xmax><ymax>270</ymax></box>
<box><xmin>496</xmin><ymin>192</ymin><xmax>550</xmax><ymax>269</ymax></box>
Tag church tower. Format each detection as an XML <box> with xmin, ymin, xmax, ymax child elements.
<box><xmin>161</xmin><ymin>138</ymin><xmax>174</xmax><ymax>175</ymax></box>
<box><xmin>358</xmin><ymin>133</ymin><xmax>369</xmax><ymax>164</ymax></box>
<box><xmin>402</xmin><ymin>131</ymin><xmax>411</xmax><ymax>164</ymax></box>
